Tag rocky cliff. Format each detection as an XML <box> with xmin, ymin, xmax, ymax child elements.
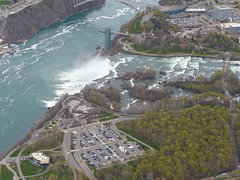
<box><xmin>1</xmin><ymin>0</ymin><xmax>105</xmax><ymax>44</ymax></box>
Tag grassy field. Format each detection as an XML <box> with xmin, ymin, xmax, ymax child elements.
<box><xmin>0</xmin><ymin>1</ymin><xmax>12</xmax><ymax>5</ymax></box>
<box><xmin>10</xmin><ymin>148</ymin><xmax>21</xmax><ymax>157</ymax></box>
<box><xmin>26</xmin><ymin>160</ymin><xmax>74</xmax><ymax>180</ymax></box>
<box><xmin>70</xmin><ymin>133</ymin><xmax>75</xmax><ymax>150</ymax></box>
<box><xmin>99</xmin><ymin>116</ymin><xmax>119</xmax><ymax>122</ymax></box>
<box><xmin>0</xmin><ymin>165</ymin><xmax>14</xmax><ymax>180</ymax></box>
<box><xmin>21</xmin><ymin>160</ymin><xmax>47</xmax><ymax>176</ymax></box>
<box><xmin>11</xmin><ymin>164</ymin><xmax>20</xmax><ymax>177</ymax></box>
<box><xmin>98</xmin><ymin>111</ymin><xmax>112</xmax><ymax>118</ymax></box>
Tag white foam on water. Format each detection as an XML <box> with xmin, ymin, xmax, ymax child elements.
<box><xmin>42</xmin><ymin>56</ymin><xmax>130</xmax><ymax>107</ymax></box>
<box><xmin>57</xmin><ymin>57</ymin><xmax>112</xmax><ymax>94</ymax></box>
<box><xmin>188</xmin><ymin>57</ymin><xmax>203</xmax><ymax>70</ymax></box>
<box><xmin>131</xmin><ymin>99</ymin><xmax>138</xmax><ymax>104</ymax></box>
<box><xmin>165</xmin><ymin>57</ymin><xmax>184</xmax><ymax>73</ymax></box>
<box><xmin>129</xmin><ymin>78</ymin><xmax>134</xmax><ymax>87</ymax></box>
<box><xmin>109</xmin><ymin>56</ymin><xmax>134</xmax><ymax>78</ymax></box>
<box><xmin>121</xmin><ymin>90</ymin><xmax>128</xmax><ymax>95</ymax></box>
<box><xmin>148</xmin><ymin>82</ymin><xmax>159</xmax><ymax>90</ymax></box>
<box><xmin>178</xmin><ymin>56</ymin><xmax>191</xmax><ymax>69</ymax></box>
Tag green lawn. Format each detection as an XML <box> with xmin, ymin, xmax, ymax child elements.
<box><xmin>70</xmin><ymin>133</ymin><xmax>75</xmax><ymax>150</ymax></box>
<box><xmin>98</xmin><ymin>111</ymin><xmax>112</xmax><ymax>118</ymax></box>
<box><xmin>21</xmin><ymin>160</ymin><xmax>47</xmax><ymax>176</ymax></box>
<box><xmin>129</xmin><ymin>18</ymin><xmax>144</xmax><ymax>34</ymax></box>
<box><xmin>11</xmin><ymin>165</ymin><xmax>20</xmax><ymax>177</ymax></box>
<box><xmin>10</xmin><ymin>148</ymin><xmax>21</xmax><ymax>157</ymax></box>
<box><xmin>0</xmin><ymin>165</ymin><xmax>14</xmax><ymax>180</ymax></box>
<box><xmin>99</xmin><ymin>116</ymin><xmax>119</xmax><ymax>122</ymax></box>
<box><xmin>0</xmin><ymin>1</ymin><xmax>12</xmax><ymax>5</ymax></box>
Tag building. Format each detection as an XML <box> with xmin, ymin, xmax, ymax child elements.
<box><xmin>185</xmin><ymin>8</ymin><xmax>206</xmax><ymax>13</ymax></box>
<box><xmin>221</xmin><ymin>23</ymin><xmax>240</xmax><ymax>33</ymax></box>
<box><xmin>213</xmin><ymin>5</ymin><xmax>232</xmax><ymax>21</ymax></box>
<box><xmin>30</xmin><ymin>153</ymin><xmax>50</xmax><ymax>166</ymax></box>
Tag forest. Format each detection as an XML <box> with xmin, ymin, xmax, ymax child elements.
<box><xmin>152</xmin><ymin>91</ymin><xmax>231</xmax><ymax>111</ymax></box>
<box><xmin>127</xmin><ymin>84</ymin><xmax>173</xmax><ymax>102</ymax></box>
<box><xmin>83</xmin><ymin>86</ymin><xmax>122</xmax><ymax>112</ymax></box>
<box><xmin>113</xmin><ymin>105</ymin><xmax>234</xmax><ymax>180</ymax></box>
<box><xmin>119</xmin><ymin>67</ymin><xmax>156</xmax><ymax>80</ymax></box>
<box><xmin>165</xmin><ymin>70</ymin><xmax>240</xmax><ymax>95</ymax></box>
<box><xmin>234</xmin><ymin>113</ymin><xmax>240</xmax><ymax>159</ymax></box>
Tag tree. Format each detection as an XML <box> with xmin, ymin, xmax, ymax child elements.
<box><xmin>48</xmin><ymin>173</ymin><xmax>58</xmax><ymax>180</ymax></box>
<box><xmin>173</xmin><ymin>26</ymin><xmax>178</xmax><ymax>32</ymax></box>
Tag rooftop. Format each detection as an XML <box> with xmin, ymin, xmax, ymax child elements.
<box><xmin>32</xmin><ymin>153</ymin><xmax>50</xmax><ymax>164</ymax></box>
<box><xmin>185</xmin><ymin>8</ymin><xmax>206</xmax><ymax>12</ymax></box>
<box><xmin>222</xmin><ymin>23</ymin><xmax>240</xmax><ymax>28</ymax></box>
<box><xmin>215</xmin><ymin>5</ymin><xmax>232</xmax><ymax>10</ymax></box>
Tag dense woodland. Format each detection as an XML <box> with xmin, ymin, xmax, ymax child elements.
<box><xmin>126</xmin><ymin>84</ymin><xmax>173</xmax><ymax>102</ymax></box>
<box><xmin>152</xmin><ymin>92</ymin><xmax>231</xmax><ymax>111</ymax></box>
<box><xmin>114</xmin><ymin>105</ymin><xmax>234</xmax><ymax>179</ymax></box>
<box><xmin>119</xmin><ymin>67</ymin><xmax>156</xmax><ymax>80</ymax></box>
<box><xmin>83</xmin><ymin>86</ymin><xmax>122</xmax><ymax>112</ymax></box>
<box><xmin>234</xmin><ymin>113</ymin><xmax>240</xmax><ymax>159</ymax></box>
<box><xmin>165</xmin><ymin>70</ymin><xmax>240</xmax><ymax>95</ymax></box>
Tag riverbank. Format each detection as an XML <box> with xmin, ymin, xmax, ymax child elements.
<box><xmin>102</xmin><ymin>33</ymin><xmax>240</xmax><ymax>61</ymax></box>
<box><xmin>0</xmin><ymin>0</ymin><xmax>105</xmax><ymax>45</ymax></box>
<box><xmin>0</xmin><ymin>95</ymin><xmax>66</xmax><ymax>161</ymax></box>
<box><xmin>101</xmin><ymin>10</ymin><xmax>240</xmax><ymax>61</ymax></box>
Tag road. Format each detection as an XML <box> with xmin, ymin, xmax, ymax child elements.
<box><xmin>61</xmin><ymin>114</ymin><xmax>141</xmax><ymax>179</ymax></box>
<box><xmin>16</xmin><ymin>147</ymin><xmax>27</xmax><ymax>180</ymax></box>
<box><xmin>62</xmin><ymin>130</ymin><xmax>98</xmax><ymax>180</ymax></box>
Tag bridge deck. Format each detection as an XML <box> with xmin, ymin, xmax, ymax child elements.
<box><xmin>98</xmin><ymin>30</ymin><xmax>132</xmax><ymax>36</ymax></box>
<box><xmin>116</xmin><ymin>0</ymin><xmax>157</xmax><ymax>8</ymax></box>
<box><xmin>116</xmin><ymin>0</ymin><xmax>171</xmax><ymax>11</ymax></box>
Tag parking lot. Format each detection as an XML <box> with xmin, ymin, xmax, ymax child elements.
<box><xmin>233</xmin><ymin>12</ymin><xmax>240</xmax><ymax>22</ymax></box>
<box><xmin>169</xmin><ymin>17</ymin><xmax>202</xmax><ymax>27</ymax></box>
<box><xmin>72</xmin><ymin>124</ymin><xmax>145</xmax><ymax>168</ymax></box>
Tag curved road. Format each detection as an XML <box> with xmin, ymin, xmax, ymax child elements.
<box><xmin>61</xmin><ymin>114</ymin><xmax>141</xmax><ymax>180</ymax></box>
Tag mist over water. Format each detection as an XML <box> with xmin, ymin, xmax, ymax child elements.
<box><xmin>0</xmin><ymin>0</ymin><xmax>239</xmax><ymax>153</ymax></box>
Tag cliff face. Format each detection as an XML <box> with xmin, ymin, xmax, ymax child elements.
<box><xmin>1</xmin><ymin>0</ymin><xmax>105</xmax><ymax>44</ymax></box>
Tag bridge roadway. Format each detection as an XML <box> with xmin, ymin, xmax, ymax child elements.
<box><xmin>223</xmin><ymin>52</ymin><xmax>231</xmax><ymax>75</ymax></box>
<box><xmin>116</xmin><ymin>0</ymin><xmax>172</xmax><ymax>11</ymax></box>
<box><xmin>73</xmin><ymin>0</ymin><xmax>96</xmax><ymax>7</ymax></box>
<box><xmin>116</xmin><ymin>0</ymin><xmax>157</xmax><ymax>8</ymax></box>
<box><xmin>98</xmin><ymin>30</ymin><xmax>132</xmax><ymax>36</ymax></box>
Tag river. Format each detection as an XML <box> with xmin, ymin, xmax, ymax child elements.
<box><xmin>0</xmin><ymin>0</ymin><xmax>240</xmax><ymax>153</ymax></box>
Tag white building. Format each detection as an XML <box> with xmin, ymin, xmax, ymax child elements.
<box><xmin>31</xmin><ymin>153</ymin><xmax>50</xmax><ymax>165</ymax></box>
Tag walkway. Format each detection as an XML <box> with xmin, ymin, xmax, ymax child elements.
<box><xmin>222</xmin><ymin>52</ymin><xmax>239</xmax><ymax>168</ymax></box>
